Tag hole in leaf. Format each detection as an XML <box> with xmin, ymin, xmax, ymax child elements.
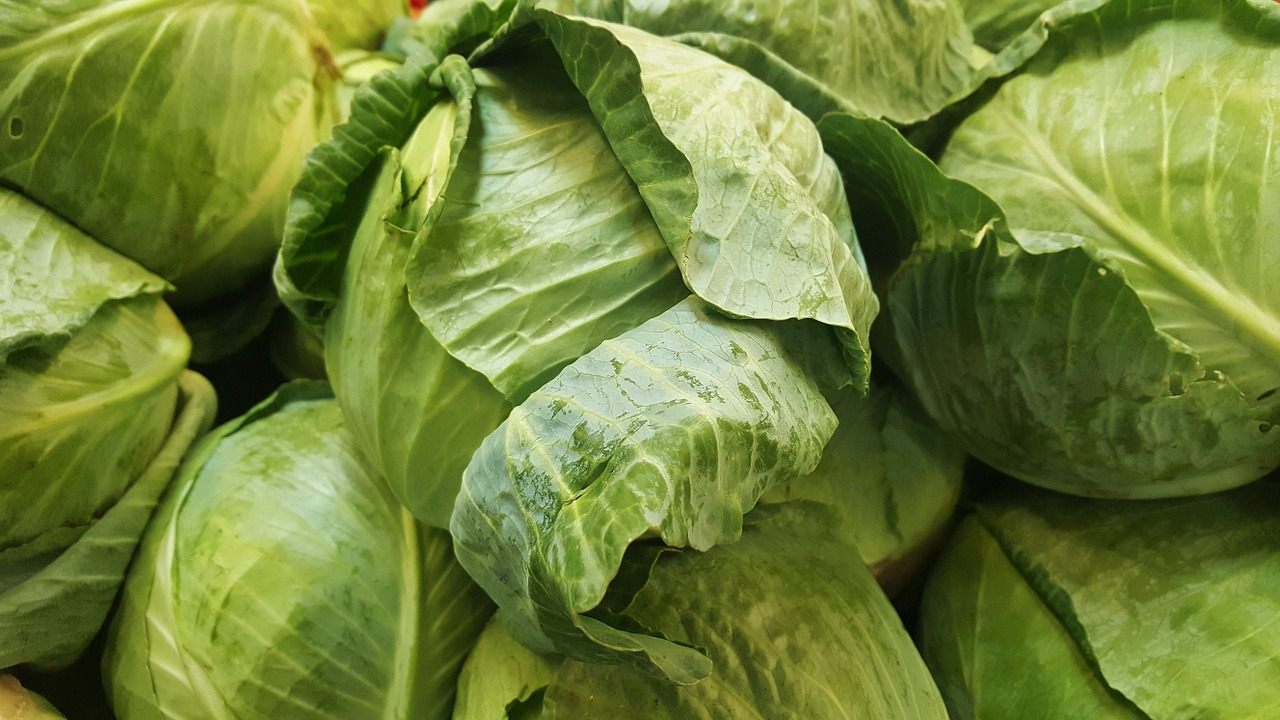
<box><xmin>7</xmin><ymin>117</ymin><xmax>22</xmax><ymax>138</ymax></box>
<box><xmin>1258</xmin><ymin>388</ymin><xmax>1278</xmax><ymax>401</ymax></box>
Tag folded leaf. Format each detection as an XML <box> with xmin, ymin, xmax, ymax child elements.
<box><xmin>941</xmin><ymin>0</ymin><xmax>1280</xmax><ymax>402</ymax></box>
<box><xmin>537</xmin><ymin>12</ymin><xmax>877</xmax><ymax>386</ymax></box>
<box><xmin>276</xmin><ymin>50</ymin><xmax>444</xmax><ymax>328</ymax></box>
<box><xmin>455</xmin><ymin>503</ymin><xmax>947</xmax><ymax>719</ymax></box>
<box><xmin>452</xmin><ymin>297</ymin><xmax>845</xmax><ymax>682</ymax></box>
<box><xmin>406</xmin><ymin>53</ymin><xmax>685</xmax><ymax>402</ymax></box>
<box><xmin>0</xmin><ymin>372</ymin><xmax>215</xmax><ymax>671</ymax></box>
<box><xmin>819</xmin><ymin>0</ymin><xmax>1280</xmax><ymax>496</ymax></box>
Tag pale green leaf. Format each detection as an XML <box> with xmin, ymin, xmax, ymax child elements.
<box><xmin>941</xmin><ymin>0</ymin><xmax>1280</xmax><ymax>405</ymax></box>
<box><xmin>762</xmin><ymin>384</ymin><xmax>964</xmax><ymax>593</ymax></box>
<box><xmin>406</xmin><ymin>54</ymin><xmax>685</xmax><ymax>401</ymax></box>
<box><xmin>452</xmin><ymin>620</ymin><xmax>559</xmax><ymax>720</ymax></box>
<box><xmin>0</xmin><ymin>189</ymin><xmax>168</xmax><ymax>359</ymax></box>
<box><xmin>0</xmin><ymin>297</ymin><xmax>189</xmax><ymax>552</ymax></box>
<box><xmin>955</xmin><ymin>0</ymin><xmax>1062</xmax><ymax>52</ymax></box>
<box><xmin>451</xmin><ymin>297</ymin><xmax>844</xmax><ymax>683</ymax></box>
<box><xmin>307</xmin><ymin>0</ymin><xmax>407</xmax><ymax>51</ymax></box>
<box><xmin>537</xmin><ymin>12</ymin><xmax>876</xmax><ymax>385</ymax></box>
<box><xmin>544</xmin><ymin>503</ymin><xmax>946</xmax><ymax>718</ymax></box>
<box><xmin>0</xmin><ymin>372</ymin><xmax>214</xmax><ymax>671</ymax></box>
<box><xmin>818</xmin><ymin>14</ymin><xmax>1280</xmax><ymax>495</ymax></box>
<box><xmin>545</xmin><ymin>0</ymin><xmax>981</xmax><ymax>124</ymax></box>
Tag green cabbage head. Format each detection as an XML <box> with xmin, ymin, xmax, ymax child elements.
<box><xmin>104</xmin><ymin>383</ymin><xmax>493</xmax><ymax>720</ymax></box>
<box><xmin>276</xmin><ymin>6</ymin><xmax>880</xmax><ymax>529</ymax></box>
<box><xmin>0</xmin><ymin>0</ymin><xmax>352</xmax><ymax>303</ymax></box>
<box><xmin>827</xmin><ymin>0</ymin><xmax>1280</xmax><ymax>498</ymax></box>
<box><xmin>0</xmin><ymin>189</ymin><xmax>214</xmax><ymax>671</ymax></box>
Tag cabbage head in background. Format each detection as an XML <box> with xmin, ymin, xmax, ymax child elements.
<box><xmin>0</xmin><ymin>189</ymin><xmax>215</xmax><ymax>671</ymax></box>
<box><xmin>104</xmin><ymin>383</ymin><xmax>493</xmax><ymax>720</ymax></box>
<box><xmin>920</xmin><ymin>478</ymin><xmax>1280</xmax><ymax>718</ymax></box>
<box><xmin>452</xmin><ymin>502</ymin><xmax>948</xmax><ymax>720</ymax></box>
<box><xmin>0</xmin><ymin>0</ymin><xmax>357</xmax><ymax>304</ymax></box>
<box><xmin>827</xmin><ymin>0</ymin><xmax>1280</xmax><ymax>498</ymax></box>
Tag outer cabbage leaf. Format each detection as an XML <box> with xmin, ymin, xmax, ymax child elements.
<box><xmin>0</xmin><ymin>190</ymin><xmax>195</xmax><ymax>669</ymax></box>
<box><xmin>544</xmin><ymin>0</ymin><xmax>981</xmax><ymax>124</ymax></box>
<box><xmin>276</xmin><ymin>49</ymin><xmax>442</xmax><ymax>329</ymax></box>
<box><xmin>894</xmin><ymin>237</ymin><xmax>1280</xmax><ymax>497</ymax></box>
<box><xmin>537</xmin><ymin>12</ymin><xmax>877</xmax><ymax>386</ymax></box>
<box><xmin>406</xmin><ymin>54</ymin><xmax>686</xmax><ymax>401</ymax></box>
<box><xmin>0</xmin><ymin>372</ymin><xmax>215</xmax><ymax>671</ymax></box>
<box><xmin>0</xmin><ymin>0</ymin><xmax>340</xmax><ymax>303</ymax></box>
<box><xmin>324</xmin><ymin>111</ymin><xmax>511</xmax><ymax>528</ymax></box>
<box><xmin>762</xmin><ymin>383</ymin><xmax>964</xmax><ymax>593</ymax></box>
<box><xmin>941</xmin><ymin>0</ymin><xmax>1280</xmax><ymax>404</ymax></box>
<box><xmin>819</xmin><ymin>8</ymin><xmax>1280</xmax><ymax>495</ymax></box>
<box><xmin>104</xmin><ymin>384</ymin><xmax>494</xmax><ymax>720</ymax></box>
<box><xmin>545</xmin><ymin>504</ymin><xmax>945</xmax><ymax>718</ymax></box>
<box><xmin>454</xmin><ymin>503</ymin><xmax>947</xmax><ymax>719</ymax></box>
<box><xmin>922</xmin><ymin>481</ymin><xmax>1280</xmax><ymax>719</ymax></box>
<box><xmin>280</xmin><ymin>45</ymin><xmax>521</xmax><ymax>529</ymax></box>
<box><xmin>0</xmin><ymin>297</ymin><xmax>188</xmax><ymax>551</ymax></box>
<box><xmin>919</xmin><ymin>517</ymin><xmax>1140</xmax><ymax>720</ymax></box>
<box><xmin>451</xmin><ymin>297</ymin><xmax>847</xmax><ymax>683</ymax></box>
<box><xmin>955</xmin><ymin>0</ymin><xmax>1062</xmax><ymax>52</ymax></box>
<box><xmin>276</xmin><ymin>48</ymin><xmax>513</xmax><ymax>528</ymax></box>
<box><xmin>452</xmin><ymin>620</ymin><xmax>559</xmax><ymax>720</ymax></box>
<box><xmin>0</xmin><ymin>189</ymin><xmax>168</xmax><ymax>360</ymax></box>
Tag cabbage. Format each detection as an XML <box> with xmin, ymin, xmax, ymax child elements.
<box><xmin>0</xmin><ymin>0</ymin><xmax>348</xmax><ymax>303</ymax></box>
<box><xmin>827</xmin><ymin>0</ymin><xmax>1280</xmax><ymax>497</ymax></box>
<box><xmin>104</xmin><ymin>383</ymin><xmax>493</xmax><ymax>720</ymax></box>
<box><xmin>0</xmin><ymin>189</ymin><xmax>213</xmax><ymax>671</ymax></box>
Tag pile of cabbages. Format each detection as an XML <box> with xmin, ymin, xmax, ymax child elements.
<box><xmin>3</xmin><ymin>0</ymin><xmax>1278</xmax><ymax>717</ymax></box>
